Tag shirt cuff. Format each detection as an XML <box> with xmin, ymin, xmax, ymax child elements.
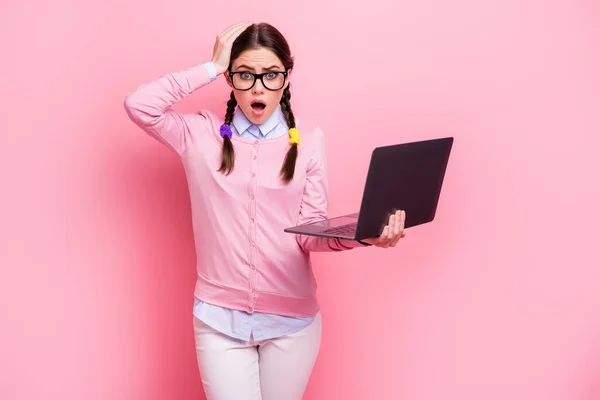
<box><xmin>202</xmin><ymin>62</ymin><xmax>217</xmax><ymax>81</ymax></box>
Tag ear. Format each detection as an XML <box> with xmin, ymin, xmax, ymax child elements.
<box><xmin>283</xmin><ymin>69</ymin><xmax>292</xmax><ymax>90</ymax></box>
<box><xmin>224</xmin><ymin>72</ymin><xmax>233</xmax><ymax>88</ymax></box>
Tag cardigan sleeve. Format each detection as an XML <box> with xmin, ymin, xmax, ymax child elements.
<box><xmin>295</xmin><ymin>128</ymin><xmax>369</xmax><ymax>252</ymax></box>
<box><xmin>123</xmin><ymin>64</ymin><xmax>219</xmax><ymax>155</ymax></box>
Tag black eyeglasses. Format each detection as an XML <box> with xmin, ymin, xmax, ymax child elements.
<box><xmin>228</xmin><ymin>70</ymin><xmax>289</xmax><ymax>91</ymax></box>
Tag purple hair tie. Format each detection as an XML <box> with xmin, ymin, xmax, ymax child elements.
<box><xmin>220</xmin><ymin>124</ymin><xmax>232</xmax><ymax>139</ymax></box>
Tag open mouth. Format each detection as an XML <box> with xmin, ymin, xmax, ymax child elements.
<box><xmin>251</xmin><ymin>100</ymin><xmax>266</xmax><ymax>111</ymax></box>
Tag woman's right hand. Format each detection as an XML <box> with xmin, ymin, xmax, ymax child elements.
<box><xmin>211</xmin><ymin>21</ymin><xmax>253</xmax><ymax>75</ymax></box>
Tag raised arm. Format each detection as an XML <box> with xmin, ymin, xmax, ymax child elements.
<box><xmin>123</xmin><ymin>21</ymin><xmax>253</xmax><ymax>154</ymax></box>
<box><xmin>123</xmin><ymin>64</ymin><xmax>216</xmax><ymax>154</ymax></box>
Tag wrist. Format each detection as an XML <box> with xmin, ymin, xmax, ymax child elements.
<box><xmin>202</xmin><ymin>62</ymin><xmax>219</xmax><ymax>82</ymax></box>
<box><xmin>210</xmin><ymin>60</ymin><xmax>227</xmax><ymax>76</ymax></box>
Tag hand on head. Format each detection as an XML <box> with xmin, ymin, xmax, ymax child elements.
<box><xmin>212</xmin><ymin>21</ymin><xmax>254</xmax><ymax>75</ymax></box>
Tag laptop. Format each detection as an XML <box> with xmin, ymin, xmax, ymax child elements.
<box><xmin>284</xmin><ymin>137</ymin><xmax>454</xmax><ymax>241</ymax></box>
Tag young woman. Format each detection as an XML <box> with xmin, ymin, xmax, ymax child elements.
<box><xmin>124</xmin><ymin>21</ymin><xmax>406</xmax><ymax>400</ymax></box>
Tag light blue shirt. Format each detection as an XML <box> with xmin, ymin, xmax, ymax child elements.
<box><xmin>193</xmin><ymin>62</ymin><xmax>316</xmax><ymax>341</ymax></box>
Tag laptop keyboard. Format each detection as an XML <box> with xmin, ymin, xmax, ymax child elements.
<box><xmin>322</xmin><ymin>223</ymin><xmax>358</xmax><ymax>237</ymax></box>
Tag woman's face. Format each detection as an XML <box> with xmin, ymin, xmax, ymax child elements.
<box><xmin>225</xmin><ymin>47</ymin><xmax>291</xmax><ymax>125</ymax></box>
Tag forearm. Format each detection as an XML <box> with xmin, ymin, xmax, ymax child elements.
<box><xmin>123</xmin><ymin>63</ymin><xmax>215</xmax><ymax>128</ymax></box>
<box><xmin>296</xmin><ymin>235</ymin><xmax>367</xmax><ymax>252</ymax></box>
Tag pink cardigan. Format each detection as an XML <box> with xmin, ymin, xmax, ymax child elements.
<box><xmin>123</xmin><ymin>64</ymin><xmax>364</xmax><ymax>318</ymax></box>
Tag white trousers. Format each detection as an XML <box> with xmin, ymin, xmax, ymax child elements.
<box><xmin>194</xmin><ymin>312</ymin><xmax>322</xmax><ymax>400</ymax></box>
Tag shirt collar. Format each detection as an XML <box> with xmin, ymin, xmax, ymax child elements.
<box><xmin>232</xmin><ymin>105</ymin><xmax>284</xmax><ymax>137</ymax></box>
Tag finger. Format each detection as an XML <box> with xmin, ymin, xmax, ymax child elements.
<box><xmin>378</xmin><ymin>226</ymin><xmax>393</xmax><ymax>248</ymax></box>
<box><xmin>387</xmin><ymin>215</ymin><xmax>395</xmax><ymax>240</ymax></box>
<box><xmin>390</xmin><ymin>230</ymin><xmax>404</xmax><ymax>247</ymax></box>
<box><xmin>378</xmin><ymin>225</ymin><xmax>389</xmax><ymax>243</ymax></box>
<box><xmin>399</xmin><ymin>210</ymin><xmax>406</xmax><ymax>236</ymax></box>
<box><xmin>387</xmin><ymin>214</ymin><xmax>400</xmax><ymax>247</ymax></box>
<box><xmin>223</xmin><ymin>22</ymin><xmax>253</xmax><ymax>42</ymax></box>
<box><xmin>218</xmin><ymin>23</ymin><xmax>241</xmax><ymax>39</ymax></box>
<box><xmin>222</xmin><ymin>27</ymin><xmax>251</xmax><ymax>50</ymax></box>
<box><xmin>387</xmin><ymin>213</ymin><xmax>401</xmax><ymax>244</ymax></box>
<box><xmin>394</xmin><ymin>210</ymin><xmax>402</xmax><ymax>236</ymax></box>
<box><xmin>379</xmin><ymin>212</ymin><xmax>400</xmax><ymax>246</ymax></box>
<box><xmin>225</xmin><ymin>24</ymin><xmax>252</xmax><ymax>41</ymax></box>
<box><xmin>220</xmin><ymin>21</ymin><xmax>252</xmax><ymax>38</ymax></box>
<box><xmin>217</xmin><ymin>24</ymin><xmax>249</xmax><ymax>50</ymax></box>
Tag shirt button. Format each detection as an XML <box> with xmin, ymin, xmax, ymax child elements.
<box><xmin>252</xmin><ymin>172</ymin><xmax>256</xmax><ymax>177</ymax></box>
<box><xmin>253</xmin><ymin>155</ymin><xmax>257</xmax><ymax>160</ymax></box>
<box><xmin>250</xmin><ymin>218</ymin><xmax>255</xmax><ymax>223</ymax></box>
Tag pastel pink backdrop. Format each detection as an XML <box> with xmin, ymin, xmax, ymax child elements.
<box><xmin>1</xmin><ymin>0</ymin><xmax>599</xmax><ymax>399</ymax></box>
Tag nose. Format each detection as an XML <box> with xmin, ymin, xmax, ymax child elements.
<box><xmin>252</xmin><ymin>78</ymin><xmax>265</xmax><ymax>94</ymax></box>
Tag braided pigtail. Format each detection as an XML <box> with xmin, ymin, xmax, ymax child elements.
<box><xmin>218</xmin><ymin>91</ymin><xmax>237</xmax><ymax>175</ymax></box>
<box><xmin>279</xmin><ymin>86</ymin><xmax>299</xmax><ymax>183</ymax></box>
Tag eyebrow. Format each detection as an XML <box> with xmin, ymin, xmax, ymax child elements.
<box><xmin>236</xmin><ymin>64</ymin><xmax>283</xmax><ymax>71</ymax></box>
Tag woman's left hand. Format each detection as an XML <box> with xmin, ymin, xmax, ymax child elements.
<box><xmin>361</xmin><ymin>210</ymin><xmax>406</xmax><ymax>248</ymax></box>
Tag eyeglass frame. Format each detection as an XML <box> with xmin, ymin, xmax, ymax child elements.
<box><xmin>227</xmin><ymin>69</ymin><xmax>290</xmax><ymax>91</ymax></box>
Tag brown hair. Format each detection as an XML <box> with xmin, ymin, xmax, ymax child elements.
<box><xmin>218</xmin><ymin>23</ymin><xmax>298</xmax><ymax>183</ymax></box>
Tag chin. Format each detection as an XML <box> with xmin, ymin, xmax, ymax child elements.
<box><xmin>243</xmin><ymin>106</ymin><xmax>275</xmax><ymax>125</ymax></box>
<box><xmin>251</xmin><ymin>114</ymin><xmax>267</xmax><ymax>124</ymax></box>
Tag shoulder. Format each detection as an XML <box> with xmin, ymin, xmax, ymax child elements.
<box><xmin>184</xmin><ymin>108</ymin><xmax>224</xmax><ymax>144</ymax></box>
<box><xmin>295</xmin><ymin>118</ymin><xmax>328</xmax><ymax>168</ymax></box>
<box><xmin>296</xmin><ymin>117</ymin><xmax>326</xmax><ymax>151</ymax></box>
<box><xmin>195</xmin><ymin>108</ymin><xmax>223</xmax><ymax>126</ymax></box>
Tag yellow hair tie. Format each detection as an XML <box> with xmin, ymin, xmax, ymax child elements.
<box><xmin>288</xmin><ymin>128</ymin><xmax>300</xmax><ymax>145</ymax></box>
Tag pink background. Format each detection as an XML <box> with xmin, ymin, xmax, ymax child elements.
<box><xmin>1</xmin><ymin>0</ymin><xmax>599</xmax><ymax>399</ymax></box>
